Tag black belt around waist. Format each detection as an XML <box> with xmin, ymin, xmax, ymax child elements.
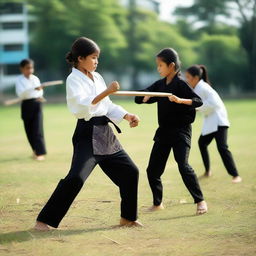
<box><xmin>79</xmin><ymin>116</ymin><xmax>121</xmax><ymax>134</ymax></box>
<box><xmin>22</xmin><ymin>98</ymin><xmax>39</xmax><ymax>102</ymax></box>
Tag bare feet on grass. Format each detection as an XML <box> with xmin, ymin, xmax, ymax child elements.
<box><xmin>232</xmin><ymin>176</ymin><xmax>242</xmax><ymax>183</ymax></box>
<box><xmin>199</xmin><ymin>170</ymin><xmax>212</xmax><ymax>179</ymax></box>
<box><xmin>35</xmin><ymin>155</ymin><xmax>45</xmax><ymax>161</ymax></box>
<box><xmin>119</xmin><ymin>218</ymin><xmax>143</xmax><ymax>227</ymax></box>
<box><xmin>34</xmin><ymin>221</ymin><xmax>50</xmax><ymax>231</ymax></box>
<box><xmin>196</xmin><ymin>200</ymin><xmax>208</xmax><ymax>215</ymax></box>
<box><xmin>204</xmin><ymin>170</ymin><xmax>212</xmax><ymax>177</ymax></box>
<box><xmin>147</xmin><ymin>203</ymin><xmax>164</xmax><ymax>212</ymax></box>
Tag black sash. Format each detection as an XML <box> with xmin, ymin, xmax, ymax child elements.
<box><xmin>88</xmin><ymin>116</ymin><xmax>121</xmax><ymax>133</ymax></box>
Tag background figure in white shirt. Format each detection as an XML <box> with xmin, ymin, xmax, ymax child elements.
<box><xmin>185</xmin><ymin>65</ymin><xmax>242</xmax><ymax>184</ymax></box>
<box><xmin>15</xmin><ymin>59</ymin><xmax>47</xmax><ymax>161</ymax></box>
<box><xmin>35</xmin><ymin>37</ymin><xmax>142</xmax><ymax>231</ymax></box>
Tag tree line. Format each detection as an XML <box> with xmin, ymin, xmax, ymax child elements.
<box><xmin>25</xmin><ymin>0</ymin><xmax>255</xmax><ymax>93</ymax></box>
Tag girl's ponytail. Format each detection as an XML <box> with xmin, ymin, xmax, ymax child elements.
<box><xmin>66</xmin><ymin>51</ymin><xmax>74</xmax><ymax>64</ymax></box>
<box><xmin>186</xmin><ymin>64</ymin><xmax>211</xmax><ymax>86</ymax></box>
<box><xmin>199</xmin><ymin>65</ymin><xmax>211</xmax><ymax>85</ymax></box>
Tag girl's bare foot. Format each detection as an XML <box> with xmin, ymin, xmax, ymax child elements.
<box><xmin>119</xmin><ymin>218</ymin><xmax>143</xmax><ymax>227</ymax></box>
<box><xmin>35</xmin><ymin>155</ymin><xmax>45</xmax><ymax>161</ymax></box>
<box><xmin>196</xmin><ymin>200</ymin><xmax>208</xmax><ymax>215</ymax></box>
<box><xmin>34</xmin><ymin>221</ymin><xmax>50</xmax><ymax>231</ymax></box>
<box><xmin>232</xmin><ymin>176</ymin><xmax>242</xmax><ymax>183</ymax></box>
<box><xmin>204</xmin><ymin>170</ymin><xmax>212</xmax><ymax>177</ymax></box>
<box><xmin>147</xmin><ymin>203</ymin><xmax>164</xmax><ymax>212</ymax></box>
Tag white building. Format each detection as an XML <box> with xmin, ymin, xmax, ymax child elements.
<box><xmin>0</xmin><ymin>2</ymin><xmax>29</xmax><ymax>90</ymax></box>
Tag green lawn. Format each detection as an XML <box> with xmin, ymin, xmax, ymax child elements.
<box><xmin>0</xmin><ymin>100</ymin><xmax>256</xmax><ymax>256</ymax></box>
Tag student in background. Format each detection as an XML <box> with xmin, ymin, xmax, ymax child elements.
<box><xmin>135</xmin><ymin>48</ymin><xmax>207</xmax><ymax>215</ymax></box>
<box><xmin>15</xmin><ymin>59</ymin><xmax>46</xmax><ymax>161</ymax></box>
<box><xmin>185</xmin><ymin>65</ymin><xmax>242</xmax><ymax>183</ymax></box>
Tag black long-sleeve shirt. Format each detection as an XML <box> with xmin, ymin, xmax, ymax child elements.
<box><xmin>135</xmin><ymin>73</ymin><xmax>203</xmax><ymax>143</ymax></box>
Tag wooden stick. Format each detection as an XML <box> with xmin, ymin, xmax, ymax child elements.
<box><xmin>41</xmin><ymin>80</ymin><xmax>63</xmax><ymax>88</ymax></box>
<box><xmin>102</xmin><ymin>235</ymin><xmax>121</xmax><ymax>245</ymax></box>
<box><xmin>3</xmin><ymin>98</ymin><xmax>21</xmax><ymax>106</ymax></box>
<box><xmin>3</xmin><ymin>80</ymin><xmax>63</xmax><ymax>106</ymax></box>
<box><xmin>112</xmin><ymin>91</ymin><xmax>173</xmax><ymax>97</ymax></box>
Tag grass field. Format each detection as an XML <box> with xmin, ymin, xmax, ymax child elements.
<box><xmin>0</xmin><ymin>99</ymin><xmax>256</xmax><ymax>256</ymax></box>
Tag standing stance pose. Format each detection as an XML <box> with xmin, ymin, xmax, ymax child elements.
<box><xmin>185</xmin><ymin>65</ymin><xmax>242</xmax><ymax>183</ymax></box>
<box><xmin>35</xmin><ymin>37</ymin><xmax>142</xmax><ymax>231</ymax></box>
<box><xmin>135</xmin><ymin>48</ymin><xmax>207</xmax><ymax>215</ymax></box>
<box><xmin>16</xmin><ymin>59</ymin><xmax>46</xmax><ymax>161</ymax></box>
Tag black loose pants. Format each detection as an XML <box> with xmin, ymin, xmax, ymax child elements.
<box><xmin>147</xmin><ymin>129</ymin><xmax>204</xmax><ymax>205</ymax></box>
<box><xmin>198</xmin><ymin>126</ymin><xmax>239</xmax><ymax>177</ymax></box>
<box><xmin>21</xmin><ymin>99</ymin><xmax>46</xmax><ymax>156</ymax></box>
<box><xmin>37</xmin><ymin>119</ymin><xmax>139</xmax><ymax>228</ymax></box>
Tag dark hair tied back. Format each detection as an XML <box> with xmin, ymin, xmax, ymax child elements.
<box><xmin>186</xmin><ymin>64</ymin><xmax>211</xmax><ymax>85</ymax></box>
<box><xmin>66</xmin><ymin>51</ymin><xmax>74</xmax><ymax>63</ymax></box>
<box><xmin>66</xmin><ymin>37</ymin><xmax>100</xmax><ymax>66</ymax></box>
<box><xmin>156</xmin><ymin>48</ymin><xmax>181</xmax><ymax>71</ymax></box>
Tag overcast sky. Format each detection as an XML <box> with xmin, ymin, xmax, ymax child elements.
<box><xmin>158</xmin><ymin>0</ymin><xmax>193</xmax><ymax>21</ymax></box>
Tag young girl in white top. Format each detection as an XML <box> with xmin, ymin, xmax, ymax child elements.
<box><xmin>185</xmin><ymin>65</ymin><xmax>242</xmax><ymax>183</ymax></box>
<box><xmin>34</xmin><ymin>37</ymin><xmax>142</xmax><ymax>230</ymax></box>
<box><xmin>15</xmin><ymin>59</ymin><xmax>46</xmax><ymax>161</ymax></box>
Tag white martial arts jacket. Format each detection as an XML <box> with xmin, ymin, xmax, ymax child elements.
<box><xmin>193</xmin><ymin>79</ymin><xmax>230</xmax><ymax>136</ymax></box>
<box><xmin>66</xmin><ymin>68</ymin><xmax>127</xmax><ymax>124</ymax></box>
<box><xmin>15</xmin><ymin>74</ymin><xmax>43</xmax><ymax>100</ymax></box>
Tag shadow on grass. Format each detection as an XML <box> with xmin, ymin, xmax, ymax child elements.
<box><xmin>157</xmin><ymin>214</ymin><xmax>196</xmax><ymax>221</ymax></box>
<box><xmin>0</xmin><ymin>156</ymin><xmax>32</xmax><ymax>163</ymax></box>
<box><xmin>0</xmin><ymin>226</ymin><xmax>114</xmax><ymax>244</ymax></box>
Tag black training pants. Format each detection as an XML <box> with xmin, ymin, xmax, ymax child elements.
<box><xmin>37</xmin><ymin>120</ymin><xmax>139</xmax><ymax>228</ymax></box>
<box><xmin>147</xmin><ymin>139</ymin><xmax>204</xmax><ymax>206</ymax></box>
<box><xmin>21</xmin><ymin>99</ymin><xmax>46</xmax><ymax>155</ymax></box>
<box><xmin>198</xmin><ymin>126</ymin><xmax>239</xmax><ymax>177</ymax></box>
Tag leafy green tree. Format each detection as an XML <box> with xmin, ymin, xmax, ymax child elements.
<box><xmin>196</xmin><ymin>34</ymin><xmax>248</xmax><ymax>92</ymax></box>
<box><xmin>125</xmin><ymin>7</ymin><xmax>197</xmax><ymax>88</ymax></box>
<box><xmin>175</xmin><ymin>0</ymin><xmax>229</xmax><ymax>34</ymax></box>
<box><xmin>28</xmin><ymin>0</ymin><xmax>127</xmax><ymax>78</ymax></box>
<box><xmin>175</xmin><ymin>0</ymin><xmax>256</xmax><ymax>91</ymax></box>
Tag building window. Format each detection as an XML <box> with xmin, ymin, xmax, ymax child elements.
<box><xmin>3</xmin><ymin>64</ymin><xmax>20</xmax><ymax>75</ymax></box>
<box><xmin>1</xmin><ymin>22</ymin><xmax>23</xmax><ymax>30</ymax></box>
<box><xmin>3</xmin><ymin>44</ymin><xmax>23</xmax><ymax>51</ymax></box>
<box><xmin>0</xmin><ymin>3</ymin><xmax>23</xmax><ymax>15</ymax></box>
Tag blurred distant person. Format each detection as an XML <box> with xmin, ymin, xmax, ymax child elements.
<box><xmin>15</xmin><ymin>59</ymin><xmax>46</xmax><ymax>161</ymax></box>
<box><xmin>185</xmin><ymin>65</ymin><xmax>242</xmax><ymax>183</ymax></box>
<box><xmin>135</xmin><ymin>48</ymin><xmax>207</xmax><ymax>215</ymax></box>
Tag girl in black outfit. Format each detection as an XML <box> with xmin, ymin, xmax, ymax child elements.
<box><xmin>135</xmin><ymin>48</ymin><xmax>207</xmax><ymax>215</ymax></box>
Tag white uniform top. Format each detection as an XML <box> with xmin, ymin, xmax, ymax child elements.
<box><xmin>193</xmin><ymin>79</ymin><xmax>230</xmax><ymax>136</ymax></box>
<box><xmin>15</xmin><ymin>74</ymin><xmax>43</xmax><ymax>100</ymax></box>
<box><xmin>66</xmin><ymin>67</ymin><xmax>127</xmax><ymax>124</ymax></box>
